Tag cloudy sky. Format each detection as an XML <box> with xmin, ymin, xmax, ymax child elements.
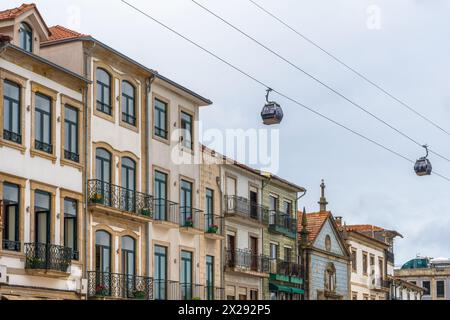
<box><xmin>5</xmin><ymin>0</ymin><xmax>450</xmax><ymax>265</ymax></box>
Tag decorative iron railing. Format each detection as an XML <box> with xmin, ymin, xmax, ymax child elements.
<box><xmin>153</xmin><ymin>198</ymin><xmax>179</xmax><ymax>224</ymax></box>
<box><xmin>226</xmin><ymin>249</ymin><xmax>271</xmax><ymax>273</ymax></box>
<box><xmin>224</xmin><ymin>196</ymin><xmax>268</xmax><ymax>224</ymax></box>
<box><xmin>87</xmin><ymin>271</ymin><xmax>153</xmax><ymax>300</ymax></box>
<box><xmin>35</xmin><ymin>139</ymin><xmax>53</xmax><ymax>154</ymax></box>
<box><xmin>179</xmin><ymin>206</ymin><xmax>203</xmax><ymax>230</ymax></box>
<box><xmin>153</xmin><ymin>280</ymin><xmax>224</xmax><ymax>300</ymax></box>
<box><xmin>204</xmin><ymin>214</ymin><xmax>224</xmax><ymax>236</ymax></box>
<box><xmin>269</xmin><ymin>259</ymin><xmax>301</xmax><ymax>277</ymax></box>
<box><xmin>3</xmin><ymin>129</ymin><xmax>21</xmax><ymax>144</ymax></box>
<box><xmin>64</xmin><ymin>149</ymin><xmax>79</xmax><ymax>163</ymax></box>
<box><xmin>24</xmin><ymin>243</ymin><xmax>72</xmax><ymax>272</ymax></box>
<box><xmin>88</xmin><ymin>179</ymin><xmax>153</xmax><ymax>217</ymax></box>
<box><xmin>268</xmin><ymin>211</ymin><xmax>297</xmax><ymax>236</ymax></box>
<box><xmin>2</xmin><ymin>240</ymin><xmax>21</xmax><ymax>252</ymax></box>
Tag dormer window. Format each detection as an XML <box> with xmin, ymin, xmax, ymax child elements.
<box><xmin>19</xmin><ymin>22</ymin><xmax>33</xmax><ymax>52</ymax></box>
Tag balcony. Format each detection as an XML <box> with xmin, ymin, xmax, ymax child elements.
<box><xmin>224</xmin><ymin>195</ymin><xmax>268</xmax><ymax>224</ymax></box>
<box><xmin>24</xmin><ymin>243</ymin><xmax>72</xmax><ymax>277</ymax></box>
<box><xmin>226</xmin><ymin>249</ymin><xmax>270</xmax><ymax>274</ymax></box>
<box><xmin>269</xmin><ymin>259</ymin><xmax>301</xmax><ymax>277</ymax></box>
<box><xmin>153</xmin><ymin>198</ymin><xmax>179</xmax><ymax>227</ymax></box>
<box><xmin>154</xmin><ymin>280</ymin><xmax>224</xmax><ymax>300</ymax></box>
<box><xmin>204</xmin><ymin>214</ymin><xmax>224</xmax><ymax>240</ymax></box>
<box><xmin>3</xmin><ymin>129</ymin><xmax>22</xmax><ymax>144</ymax></box>
<box><xmin>88</xmin><ymin>179</ymin><xmax>153</xmax><ymax>219</ymax></box>
<box><xmin>87</xmin><ymin>271</ymin><xmax>153</xmax><ymax>300</ymax></box>
<box><xmin>2</xmin><ymin>240</ymin><xmax>21</xmax><ymax>252</ymax></box>
<box><xmin>268</xmin><ymin>211</ymin><xmax>297</xmax><ymax>238</ymax></box>
<box><xmin>179</xmin><ymin>207</ymin><xmax>203</xmax><ymax>234</ymax></box>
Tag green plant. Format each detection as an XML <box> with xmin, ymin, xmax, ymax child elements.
<box><xmin>90</xmin><ymin>193</ymin><xmax>104</xmax><ymax>204</ymax></box>
<box><xmin>140</xmin><ymin>208</ymin><xmax>152</xmax><ymax>217</ymax></box>
<box><xmin>184</xmin><ymin>216</ymin><xmax>194</xmax><ymax>228</ymax></box>
<box><xmin>27</xmin><ymin>256</ymin><xmax>44</xmax><ymax>267</ymax></box>
<box><xmin>95</xmin><ymin>284</ymin><xmax>108</xmax><ymax>296</ymax></box>
<box><xmin>192</xmin><ymin>297</ymin><xmax>201</xmax><ymax>300</ymax></box>
<box><xmin>133</xmin><ymin>290</ymin><xmax>146</xmax><ymax>299</ymax></box>
<box><xmin>207</xmin><ymin>224</ymin><xmax>218</xmax><ymax>234</ymax></box>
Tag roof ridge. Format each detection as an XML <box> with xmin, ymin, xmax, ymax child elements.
<box><xmin>0</xmin><ymin>3</ymin><xmax>36</xmax><ymax>20</ymax></box>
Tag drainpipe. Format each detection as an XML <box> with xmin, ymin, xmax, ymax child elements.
<box><xmin>145</xmin><ymin>74</ymin><xmax>155</xmax><ymax>278</ymax></box>
<box><xmin>215</xmin><ymin>172</ymin><xmax>224</xmax><ymax>297</ymax></box>
<box><xmin>295</xmin><ymin>189</ymin><xmax>307</xmax><ymax>299</ymax></box>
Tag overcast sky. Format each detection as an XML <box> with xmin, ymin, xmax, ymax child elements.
<box><xmin>5</xmin><ymin>0</ymin><xmax>450</xmax><ymax>265</ymax></box>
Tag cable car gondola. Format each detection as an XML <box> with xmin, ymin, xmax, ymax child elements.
<box><xmin>261</xmin><ymin>88</ymin><xmax>283</xmax><ymax>125</ymax></box>
<box><xmin>414</xmin><ymin>145</ymin><xmax>432</xmax><ymax>176</ymax></box>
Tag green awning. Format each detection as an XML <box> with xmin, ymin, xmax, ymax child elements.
<box><xmin>269</xmin><ymin>283</ymin><xmax>292</xmax><ymax>293</ymax></box>
<box><xmin>291</xmin><ymin>287</ymin><xmax>305</xmax><ymax>294</ymax></box>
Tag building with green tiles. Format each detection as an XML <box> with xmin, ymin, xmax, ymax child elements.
<box><xmin>260</xmin><ymin>173</ymin><xmax>306</xmax><ymax>300</ymax></box>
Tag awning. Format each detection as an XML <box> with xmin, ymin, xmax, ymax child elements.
<box><xmin>269</xmin><ymin>283</ymin><xmax>304</xmax><ymax>295</ymax></box>
<box><xmin>291</xmin><ymin>287</ymin><xmax>305</xmax><ymax>295</ymax></box>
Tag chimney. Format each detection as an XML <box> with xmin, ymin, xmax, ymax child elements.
<box><xmin>335</xmin><ymin>216</ymin><xmax>343</xmax><ymax>227</ymax></box>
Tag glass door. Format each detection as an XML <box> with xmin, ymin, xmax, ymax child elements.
<box><xmin>180</xmin><ymin>180</ymin><xmax>192</xmax><ymax>227</ymax></box>
<box><xmin>154</xmin><ymin>245</ymin><xmax>167</xmax><ymax>299</ymax></box>
<box><xmin>96</xmin><ymin>148</ymin><xmax>111</xmax><ymax>206</ymax></box>
<box><xmin>122</xmin><ymin>236</ymin><xmax>135</xmax><ymax>298</ymax></box>
<box><xmin>180</xmin><ymin>251</ymin><xmax>193</xmax><ymax>300</ymax></box>
<box><xmin>121</xmin><ymin>158</ymin><xmax>136</xmax><ymax>212</ymax></box>
<box><xmin>95</xmin><ymin>231</ymin><xmax>111</xmax><ymax>296</ymax></box>
<box><xmin>154</xmin><ymin>171</ymin><xmax>167</xmax><ymax>220</ymax></box>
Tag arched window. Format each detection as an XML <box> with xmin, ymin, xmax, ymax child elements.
<box><xmin>325</xmin><ymin>234</ymin><xmax>331</xmax><ymax>252</ymax></box>
<box><xmin>95</xmin><ymin>230</ymin><xmax>111</xmax><ymax>273</ymax></box>
<box><xmin>324</xmin><ymin>263</ymin><xmax>336</xmax><ymax>292</ymax></box>
<box><xmin>19</xmin><ymin>22</ymin><xmax>33</xmax><ymax>52</ymax></box>
<box><xmin>121</xmin><ymin>157</ymin><xmax>136</xmax><ymax>212</ymax></box>
<box><xmin>121</xmin><ymin>236</ymin><xmax>135</xmax><ymax>276</ymax></box>
<box><xmin>121</xmin><ymin>81</ymin><xmax>136</xmax><ymax>126</ymax></box>
<box><xmin>96</xmin><ymin>68</ymin><xmax>112</xmax><ymax>115</ymax></box>
<box><xmin>96</xmin><ymin>148</ymin><xmax>111</xmax><ymax>183</ymax></box>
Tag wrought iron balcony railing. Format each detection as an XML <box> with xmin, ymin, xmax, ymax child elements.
<box><xmin>153</xmin><ymin>280</ymin><xmax>224</xmax><ymax>300</ymax></box>
<box><xmin>25</xmin><ymin>243</ymin><xmax>72</xmax><ymax>273</ymax></box>
<box><xmin>64</xmin><ymin>149</ymin><xmax>79</xmax><ymax>163</ymax></box>
<box><xmin>224</xmin><ymin>195</ymin><xmax>268</xmax><ymax>224</ymax></box>
<box><xmin>3</xmin><ymin>129</ymin><xmax>21</xmax><ymax>144</ymax></box>
<box><xmin>179</xmin><ymin>206</ymin><xmax>203</xmax><ymax>230</ymax></box>
<box><xmin>153</xmin><ymin>198</ymin><xmax>179</xmax><ymax>224</ymax></box>
<box><xmin>204</xmin><ymin>214</ymin><xmax>224</xmax><ymax>236</ymax></box>
<box><xmin>268</xmin><ymin>211</ymin><xmax>297</xmax><ymax>238</ymax></box>
<box><xmin>226</xmin><ymin>249</ymin><xmax>271</xmax><ymax>273</ymax></box>
<box><xmin>88</xmin><ymin>179</ymin><xmax>153</xmax><ymax>218</ymax></box>
<box><xmin>269</xmin><ymin>259</ymin><xmax>301</xmax><ymax>277</ymax></box>
<box><xmin>2</xmin><ymin>239</ymin><xmax>21</xmax><ymax>252</ymax></box>
<box><xmin>87</xmin><ymin>271</ymin><xmax>153</xmax><ymax>300</ymax></box>
<box><xmin>35</xmin><ymin>139</ymin><xmax>53</xmax><ymax>154</ymax></box>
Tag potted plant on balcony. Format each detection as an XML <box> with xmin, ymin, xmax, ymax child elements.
<box><xmin>27</xmin><ymin>256</ymin><xmax>44</xmax><ymax>268</ymax></box>
<box><xmin>132</xmin><ymin>290</ymin><xmax>147</xmax><ymax>300</ymax></box>
<box><xmin>90</xmin><ymin>193</ymin><xmax>104</xmax><ymax>204</ymax></box>
<box><xmin>140</xmin><ymin>207</ymin><xmax>152</xmax><ymax>217</ymax></box>
<box><xmin>192</xmin><ymin>297</ymin><xmax>202</xmax><ymax>300</ymax></box>
<box><xmin>184</xmin><ymin>216</ymin><xmax>194</xmax><ymax>228</ymax></box>
<box><xmin>95</xmin><ymin>284</ymin><xmax>108</xmax><ymax>296</ymax></box>
<box><xmin>207</xmin><ymin>224</ymin><xmax>218</xmax><ymax>234</ymax></box>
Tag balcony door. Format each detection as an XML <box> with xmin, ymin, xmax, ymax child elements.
<box><xmin>154</xmin><ymin>171</ymin><xmax>168</xmax><ymax>220</ymax></box>
<box><xmin>249</xmin><ymin>190</ymin><xmax>258</xmax><ymax>219</ymax></box>
<box><xmin>95</xmin><ymin>230</ymin><xmax>112</xmax><ymax>295</ymax></box>
<box><xmin>268</xmin><ymin>195</ymin><xmax>278</xmax><ymax>225</ymax></box>
<box><xmin>227</xmin><ymin>234</ymin><xmax>236</xmax><ymax>266</ymax></box>
<box><xmin>250</xmin><ymin>236</ymin><xmax>258</xmax><ymax>271</ymax></box>
<box><xmin>180</xmin><ymin>180</ymin><xmax>192</xmax><ymax>227</ymax></box>
<box><xmin>206</xmin><ymin>255</ymin><xmax>214</xmax><ymax>300</ymax></box>
<box><xmin>180</xmin><ymin>251</ymin><xmax>193</xmax><ymax>300</ymax></box>
<box><xmin>96</xmin><ymin>148</ymin><xmax>112</xmax><ymax>206</ymax></box>
<box><xmin>35</xmin><ymin>191</ymin><xmax>50</xmax><ymax>245</ymax></box>
<box><xmin>154</xmin><ymin>245</ymin><xmax>167</xmax><ymax>299</ymax></box>
<box><xmin>121</xmin><ymin>157</ymin><xmax>136</xmax><ymax>212</ymax></box>
<box><xmin>121</xmin><ymin>236</ymin><xmax>135</xmax><ymax>297</ymax></box>
<box><xmin>2</xmin><ymin>183</ymin><xmax>20</xmax><ymax>251</ymax></box>
<box><xmin>225</xmin><ymin>176</ymin><xmax>236</xmax><ymax>212</ymax></box>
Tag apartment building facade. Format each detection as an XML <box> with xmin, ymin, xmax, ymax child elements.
<box><xmin>0</xmin><ymin>4</ymin><xmax>89</xmax><ymax>299</ymax></box>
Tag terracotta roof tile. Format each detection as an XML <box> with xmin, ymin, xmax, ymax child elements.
<box><xmin>46</xmin><ymin>25</ymin><xmax>89</xmax><ymax>42</ymax></box>
<box><xmin>298</xmin><ymin>211</ymin><xmax>331</xmax><ymax>243</ymax></box>
<box><xmin>0</xmin><ymin>3</ymin><xmax>36</xmax><ymax>21</ymax></box>
<box><xmin>344</xmin><ymin>224</ymin><xmax>384</xmax><ymax>233</ymax></box>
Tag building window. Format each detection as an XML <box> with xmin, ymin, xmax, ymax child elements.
<box><xmin>121</xmin><ymin>157</ymin><xmax>136</xmax><ymax>212</ymax></box>
<box><xmin>351</xmin><ymin>249</ymin><xmax>357</xmax><ymax>273</ymax></box>
<box><xmin>352</xmin><ymin>292</ymin><xmax>358</xmax><ymax>300</ymax></box>
<box><xmin>250</xmin><ymin>290</ymin><xmax>258</xmax><ymax>300</ymax></box>
<box><xmin>154</xmin><ymin>245</ymin><xmax>168</xmax><ymax>300</ymax></box>
<box><xmin>180</xmin><ymin>111</ymin><xmax>193</xmax><ymax>150</ymax></box>
<box><xmin>64</xmin><ymin>105</ymin><xmax>79</xmax><ymax>162</ymax></box>
<box><xmin>436</xmin><ymin>280</ymin><xmax>445</xmax><ymax>298</ymax></box>
<box><xmin>284</xmin><ymin>247</ymin><xmax>292</xmax><ymax>263</ymax></box>
<box><xmin>206</xmin><ymin>255</ymin><xmax>214</xmax><ymax>299</ymax></box>
<box><xmin>154</xmin><ymin>98</ymin><xmax>167</xmax><ymax>139</ymax></box>
<box><xmin>324</xmin><ymin>263</ymin><xmax>336</xmax><ymax>292</ymax></box>
<box><xmin>422</xmin><ymin>281</ymin><xmax>430</xmax><ymax>295</ymax></box>
<box><xmin>3</xmin><ymin>80</ymin><xmax>21</xmax><ymax>144</ymax></box>
<box><xmin>268</xmin><ymin>195</ymin><xmax>278</xmax><ymax>225</ymax></box>
<box><xmin>19</xmin><ymin>22</ymin><xmax>33</xmax><ymax>52</ymax></box>
<box><xmin>154</xmin><ymin>170</ymin><xmax>168</xmax><ymax>220</ymax></box>
<box><xmin>95</xmin><ymin>230</ymin><xmax>111</xmax><ymax>278</ymax></box>
<box><xmin>96</xmin><ymin>68</ymin><xmax>112</xmax><ymax>115</ymax></box>
<box><xmin>362</xmin><ymin>252</ymin><xmax>368</xmax><ymax>275</ymax></box>
<box><xmin>378</xmin><ymin>258</ymin><xmax>384</xmax><ymax>279</ymax></box>
<box><xmin>121</xmin><ymin>81</ymin><xmax>136</xmax><ymax>126</ymax></box>
<box><xmin>35</xmin><ymin>93</ymin><xmax>52</xmax><ymax>154</ymax></box>
<box><xmin>180</xmin><ymin>180</ymin><xmax>193</xmax><ymax>227</ymax></box>
<box><xmin>325</xmin><ymin>235</ymin><xmax>331</xmax><ymax>252</ymax></box>
<box><xmin>282</xmin><ymin>200</ymin><xmax>292</xmax><ymax>215</ymax></box>
<box><xmin>180</xmin><ymin>250</ymin><xmax>193</xmax><ymax>300</ymax></box>
<box><xmin>34</xmin><ymin>190</ymin><xmax>51</xmax><ymax>244</ymax></box>
<box><xmin>121</xmin><ymin>236</ymin><xmax>135</xmax><ymax>276</ymax></box>
<box><xmin>270</xmin><ymin>243</ymin><xmax>279</xmax><ymax>260</ymax></box>
<box><xmin>63</xmin><ymin>198</ymin><xmax>78</xmax><ymax>260</ymax></box>
<box><xmin>2</xmin><ymin>182</ymin><xmax>20</xmax><ymax>251</ymax></box>
<box><xmin>205</xmin><ymin>188</ymin><xmax>214</xmax><ymax>229</ymax></box>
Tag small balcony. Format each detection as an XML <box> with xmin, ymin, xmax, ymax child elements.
<box><xmin>154</xmin><ymin>280</ymin><xmax>224</xmax><ymax>300</ymax></box>
<box><xmin>2</xmin><ymin>240</ymin><xmax>21</xmax><ymax>252</ymax></box>
<box><xmin>226</xmin><ymin>249</ymin><xmax>270</xmax><ymax>274</ymax></box>
<box><xmin>24</xmin><ymin>243</ymin><xmax>72</xmax><ymax>277</ymax></box>
<box><xmin>153</xmin><ymin>198</ymin><xmax>179</xmax><ymax>227</ymax></box>
<box><xmin>3</xmin><ymin>129</ymin><xmax>22</xmax><ymax>144</ymax></box>
<box><xmin>179</xmin><ymin>207</ymin><xmax>203</xmax><ymax>234</ymax></box>
<box><xmin>204</xmin><ymin>214</ymin><xmax>224</xmax><ymax>240</ymax></box>
<box><xmin>268</xmin><ymin>211</ymin><xmax>297</xmax><ymax>238</ymax></box>
<box><xmin>224</xmin><ymin>195</ymin><xmax>268</xmax><ymax>224</ymax></box>
<box><xmin>88</xmin><ymin>179</ymin><xmax>153</xmax><ymax>219</ymax></box>
<box><xmin>87</xmin><ymin>271</ymin><xmax>153</xmax><ymax>300</ymax></box>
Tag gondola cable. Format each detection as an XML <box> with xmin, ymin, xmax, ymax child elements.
<box><xmin>119</xmin><ymin>0</ymin><xmax>450</xmax><ymax>183</ymax></box>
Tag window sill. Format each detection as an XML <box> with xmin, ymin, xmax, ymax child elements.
<box><xmin>0</xmin><ymin>138</ymin><xmax>26</xmax><ymax>154</ymax></box>
<box><xmin>119</xmin><ymin>119</ymin><xmax>139</xmax><ymax>133</ymax></box>
<box><xmin>152</xmin><ymin>133</ymin><xmax>170</xmax><ymax>146</ymax></box>
<box><xmin>30</xmin><ymin>148</ymin><xmax>57</xmax><ymax>163</ymax></box>
<box><xmin>94</xmin><ymin>108</ymin><xmax>115</xmax><ymax>124</ymax></box>
<box><xmin>60</xmin><ymin>158</ymin><xmax>83</xmax><ymax>172</ymax></box>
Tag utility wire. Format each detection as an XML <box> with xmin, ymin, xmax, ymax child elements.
<box><xmin>119</xmin><ymin>0</ymin><xmax>450</xmax><ymax>183</ymax></box>
<box><xmin>189</xmin><ymin>0</ymin><xmax>450</xmax><ymax>164</ymax></box>
<box><xmin>247</xmin><ymin>0</ymin><xmax>450</xmax><ymax>137</ymax></box>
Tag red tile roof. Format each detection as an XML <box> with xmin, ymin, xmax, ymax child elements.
<box><xmin>0</xmin><ymin>3</ymin><xmax>36</xmax><ymax>21</ymax></box>
<box><xmin>344</xmin><ymin>224</ymin><xmax>384</xmax><ymax>233</ymax></box>
<box><xmin>46</xmin><ymin>25</ymin><xmax>89</xmax><ymax>43</ymax></box>
<box><xmin>298</xmin><ymin>211</ymin><xmax>331</xmax><ymax>243</ymax></box>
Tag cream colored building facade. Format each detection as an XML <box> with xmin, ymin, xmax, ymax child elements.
<box><xmin>0</xmin><ymin>4</ymin><xmax>88</xmax><ymax>299</ymax></box>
